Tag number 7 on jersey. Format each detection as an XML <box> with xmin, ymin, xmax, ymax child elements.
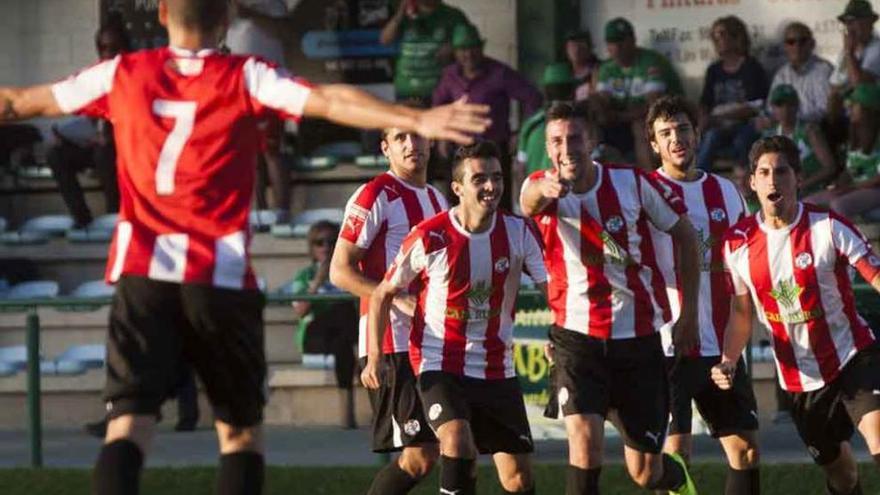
<box><xmin>152</xmin><ymin>99</ymin><xmax>197</xmax><ymax>195</ymax></box>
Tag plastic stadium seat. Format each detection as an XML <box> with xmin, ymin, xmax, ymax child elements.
<box><xmin>0</xmin><ymin>230</ymin><xmax>50</xmax><ymax>246</ymax></box>
<box><xmin>55</xmin><ymin>344</ymin><xmax>105</xmax><ymax>369</ymax></box>
<box><xmin>354</xmin><ymin>154</ymin><xmax>390</xmax><ymax>169</ymax></box>
<box><xmin>5</xmin><ymin>280</ymin><xmax>60</xmax><ymax>300</ymax></box>
<box><xmin>53</xmin><ymin>359</ymin><xmax>88</xmax><ymax>375</ymax></box>
<box><xmin>15</xmin><ymin>165</ymin><xmax>53</xmax><ymax>180</ymax></box>
<box><xmin>66</xmin><ymin>214</ymin><xmax>117</xmax><ymax>243</ymax></box>
<box><xmin>249</xmin><ymin>209</ymin><xmax>277</xmax><ymax>232</ymax></box>
<box><xmin>0</xmin><ymin>345</ymin><xmax>27</xmax><ymax>371</ymax></box>
<box><xmin>71</xmin><ymin>280</ymin><xmax>115</xmax><ymax>299</ymax></box>
<box><xmin>271</xmin><ymin>208</ymin><xmax>345</xmax><ymax>238</ymax></box>
<box><xmin>0</xmin><ymin>361</ymin><xmax>16</xmax><ymax>377</ymax></box>
<box><xmin>292</xmin><ymin>156</ymin><xmax>339</xmax><ymax>172</ymax></box>
<box><xmin>21</xmin><ymin>214</ymin><xmax>74</xmax><ymax>236</ymax></box>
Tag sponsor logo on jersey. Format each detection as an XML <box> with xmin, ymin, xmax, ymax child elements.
<box><xmin>794</xmin><ymin>252</ymin><xmax>813</xmax><ymax>269</ymax></box>
<box><xmin>710</xmin><ymin>207</ymin><xmax>727</xmax><ymax>222</ymax></box>
<box><xmin>769</xmin><ymin>280</ymin><xmax>804</xmax><ymax>310</ymax></box>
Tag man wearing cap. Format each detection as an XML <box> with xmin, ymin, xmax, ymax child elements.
<box><xmin>594</xmin><ymin>17</ymin><xmax>683</xmax><ymax>170</ymax></box>
<box><xmin>564</xmin><ymin>30</ymin><xmax>602</xmax><ymax>102</ymax></box>
<box><xmin>767</xmin><ymin>22</ymin><xmax>834</xmax><ymax>124</ymax></box>
<box><xmin>433</xmin><ymin>23</ymin><xmax>543</xmax><ymax>210</ymax></box>
<box><xmin>809</xmin><ymin>83</ymin><xmax>880</xmax><ymax>219</ymax></box>
<box><xmin>763</xmin><ymin>84</ymin><xmax>838</xmax><ymax>197</ymax></box>
<box><xmin>513</xmin><ymin>62</ymin><xmax>578</xmax><ymax>200</ymax></box>
<box><xmin>380</xmin><ymin>0</ymin><xmax>470</xmax><ymax>106</ymax></box>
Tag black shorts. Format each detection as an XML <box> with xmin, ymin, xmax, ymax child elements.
<box><xmin>105</xmin><ymin>276</ymin><xmax>266</xmax><ymax>427</ymax></box>
<box><xmin>545</xmin><ymin>326</ymin><xmax>669</xmax><ymax>453</ymax></box>
<box><xmin>418</xmin><ymin>371</ymin><xmax>534</xmax><ymax>455</ymax></box>
<box><xmin>788</xmin><ymin>344</ymin><xmax>880</xmax><ymax>465</ymax></box>
<box><xmin>361</xmin><ymin>352</ymin><xmax>437</xmax><ymax>452</ymax></box>
<box><xmin>665</xmin><ymin>356</ymin><xmax>758</xmax><ymax>437</ymax></box>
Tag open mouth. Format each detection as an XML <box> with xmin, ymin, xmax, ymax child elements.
<box><xmin>479</xmin><ymin>193</ymin><xmax>498</xmax><ymax>204</ymax></box>
<box><xmin>767</xmin><ymin>191</ymin><xmax>782</xmax><ymax>203</ymax></box>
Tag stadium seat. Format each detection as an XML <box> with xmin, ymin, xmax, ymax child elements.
<box><xmin>249</xmin><ymin>209</ymin><xmax>277</xmax><ymax>232</ymax></box>
<box><xmin>354</xmin><ymin>155</ymin><xmax>390</xmax><ymax>169</ymax></box>
<box><xmin>66</xmin><ymin>214</ymin><xmax>117</xmax><ymax>243</ymax></box>
<box><xmin>21</xmin><ymin>214</ymin><xmax>74</xmax><ymax>236</ymax></box>
<box><xmin>53</xmin><ymin>359</ymin><xmax>88</xmax><ymax>375</ymax></box>
<box><xmin>55</xmin><ymin>344</ymin><xmax>105</xmax><ymax>369</ymax></box>
<box><xmin>70</xmin><ymin>280</ymin><xmax>115</xmax><ymax>299</ymax></box>
<box><xmin>271</xmin><ymin>208</ymin><xmax>345</xmax><ymax>238</ymax></box>
<box><xmin>0</xmin><ymin>360</ymin><xmax>16</xmax><ymax>377</ymax></box>
<box><xmin>0</xmin><ymin>345</ymin><xmax>28</xmax><ymax>371</ymax></box>
<box><xmin>311</xmin><ymin>140</ymin><xmax>362</xmax><ymax>160</ymax></box>
<box><xmin>0</xmin><ymin>230</ymin><xmax>50</xmax><ymax>246</ymax></box>
<box><xmin>14</xmin><ymin>165</ymin><xmax>53</xmax><ymax>180</ymax></box>
<box><xmin>4</xmin><ymin>280</ymin><xmax>59</xmax><ymax>300</ymax></box>
<box><xmin>292</xmin><ymin>155</ymin><xmax>339</xmax><ymax>172</ymax></box>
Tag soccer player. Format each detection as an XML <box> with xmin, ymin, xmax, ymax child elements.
<box><xmin>362</xmin><ymin>141</ymin><xmax>547</xmax><ymax>495</ymax></box>
<box><xmin>714</xmin><ymin>135</ymin><xmax>880</xmax><ymax>495</ymax></box>
<box><xmin>520</xmin><ymin>101</ymin><xmax>701</xmax><ymax>495</ymax></box>
<box><xmin>329</xmin><ymin>126</ymin><xmax>447</xmax><ymax>494</ymax></box>
<box><xmin>646</xmin><ymin>96</ymin><xmax>760</xmax><ymax>494</ymax></box>
<box><xmin>0</xmin><ymin>1</ymin><xmax>489</xmax><ymax>494</ymax></box>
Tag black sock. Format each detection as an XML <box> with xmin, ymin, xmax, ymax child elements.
<box><xmin>366</xmin><ymin>460</ymin><xmax>419</xmax><ymax>495</ymax></box>
<box><xmin>92</xmin><ymin>439</ymin><xmax>144</xmax><ymax>495</ymax></box>
<box><xmin>645</xmin><ymin>453</ymin><xmax>687</xmax><ymax>491</ymax></box>
<box><xmin>216</xmin><ymin>452</ymin><xmax>264</xmax><ymax>495</ymax></box>
<box><xmin>725</xmin><ymin>467</ymin><xmax>759</xmax><ymax>495</ymax></box>
<box><xmin>440</xmin><ymin>455</ymin><xmax>476</xmax><ymax>495</ymax></box>
<box><xmin>565</xmin><ymin>465</ymin><xmax>600</xmax><ymax>495</ymax></box>
<box><xmin>826</xmin><ymin>480</ymin><xmax>863</xmax><ymax>495</ymax></box>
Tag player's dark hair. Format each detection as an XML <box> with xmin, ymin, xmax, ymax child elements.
<box><xmin>748</xmin><ymin>135</ymin><xmax>801</xmax><ymax>174</ymax></box>
<box><xmin>165</xmin><ymin>0</ymin><xmax>230</xmax><ymax>32</ymax></box>
<box><xmin>645</xmin><ymin>95</ymin><xmax>698</xmax><ymax>141</ymax></box>
<box><xmin>451</xmin><ymin>140</ymin><xmax>500</xmax><ymax>183</ymax></box>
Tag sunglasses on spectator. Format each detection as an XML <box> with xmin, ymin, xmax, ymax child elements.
<box><xmin>785</xmin><ymin>37</ymin><xmax>810</xmax><ymax>46</ymax></box>
<box><xmin>311</xmin><ymin>238</ymin><xmax>335</xmax><ymax>247</ymax></box>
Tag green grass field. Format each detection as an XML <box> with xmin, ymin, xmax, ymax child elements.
<box><xmin>1</xmin><ymin>463</ymin><xmax>878</xmax><ymax>494</ymax></box>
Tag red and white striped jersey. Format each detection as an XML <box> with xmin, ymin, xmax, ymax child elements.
<box><xmin>339</xmin><ymin>172</ymin><xmax>447</xmax><ymax>358</ymax></box>
<box><xmin>384</xmin><ymin>209</ymin><xmax>547</xmax><ymax>379</ymax></box>
<box><xmin>650</xmin><ymin>170</ymin><xmax>747</xmax><ymax>357</ymax></box>
<box><xmin>523</xmin><ymin>163</ymin><xmax>686</xmax><ymax>339</ymax></box>
<box><xmin>51</xmin><ymin>47</ymin><xmax>313</xmax><ymax>290</ymax></box>
<box><xmin>724</xmin><ymin>203</ymin><xmax>880</xmax><ymax>392</ymax></box>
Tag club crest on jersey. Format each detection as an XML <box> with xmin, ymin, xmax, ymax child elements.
<box><xmin>794</xmin><ymin>252</ymin><xmax>813</xmax><ymax>269</ymax></box>
<box><xmin>605</xmin><ymin>215</ymin><xmax>624</xmax><ymax>233</ymax></box>
<box><xmin>710</xmin><ymin>208</ymin><xmax>727</xmax><ymax>223</ymax></box>
<box><xmin>429</xmin><ymin>403</ymin><xmax>443</xmax><ymax>421</ymax></box>
<box><xmin>494</xmin><ymin>257</ymin><xmax>510</xmax><ymax>274</ymax></box>
<box><xmin>403</xmin><ymin>419</ymin><xmax>421</xmax><ymax>436</ymax></box>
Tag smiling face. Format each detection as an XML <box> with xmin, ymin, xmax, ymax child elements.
<box><xmin>452</xmin><ymin>157</ymin><xmax>503</xmax><ymax>216</ymax></box>
<box><xmin>381</xmin><ymin>128</ymin><xmax>430</xmax><ymax>178</ymax></box>
<box><xmin>650</xmin><ymin>112</ymin><xmax>698</xmax><ymax>173</ymax></box>
<box><xmin>751</xmin><ymin>152</ymin><xmax>799</xmax><ymax>221</ymax></box>
<box><xmin>545</xmin><ymin>117</ymin><xmax>597</xmax><ymax>185</ymax></box>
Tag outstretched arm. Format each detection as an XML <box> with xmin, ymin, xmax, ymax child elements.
<box><xmin>303</xmin><ymin>85</ymin><xmax>490</xmax><ymax>144</ymax></box>
<box><xmin>0</xmin><ymin>85</ymin><xmax>65</xmax><ymax>122</ymax></box>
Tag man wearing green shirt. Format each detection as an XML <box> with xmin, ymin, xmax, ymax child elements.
<box><xmin>594</xmin><ymin>17</ymin><xmax>683</xmax><ymax>169</ymax></box>
<box><xmin>381</xmin><ymin>0</ymin><xmax>470</xmax><ymax>105</ymax></box>
<box><xmin>513</xmin><ymin>62</ymin><xmax>577</xmax><ymax>201</ymax></box>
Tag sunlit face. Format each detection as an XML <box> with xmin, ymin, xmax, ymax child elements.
<box><xmin>650</xmin><ymin>113</ymin><xmax>698</xmax><ymax>172</ymax></box>
<box><xmin>452</xmin><ymin>157</ymin><xmax>504</xmax><ymax>215</ymax></box>
<box><xmin>546</xmin><ymin>117</ymin><xmax>597</xmax><ymax>184</ymax></box>
<box><xmin>770</xmin><ymin>102</ymin><xmax>798</xmax><ymax>126</ymax></box>
<box><xmin>454</xmin><ymin>45</ymin><xmax>484</xmax><ymax>73</ymax></box>
<box><xmin>750</xmin><ymin>152</ymin><xmax>799</xmax><ymax>219</ymax></box>
<box><xmin>381</xmin><ymin>128</ymin><xmax>430</xmax><ymax>177</ymax></box>
<box><xmin>782</xmin><ymin>27</ymin><xmax>813</xmax><ymax>66</ymax></box>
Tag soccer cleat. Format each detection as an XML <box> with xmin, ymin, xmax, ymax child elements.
<box><xmin>668</xmin><ymin>452</ymin><xmax>698</xmax><ymax>495</ymax></box>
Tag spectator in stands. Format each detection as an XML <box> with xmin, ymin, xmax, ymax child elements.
<box><xmin>227</xmin><ymin>1</ymin><xmax>293</xmax><ymax>224</ymax></box>
<box><xmin>696</xmin><ymin>15</ymin><xmax>768</xmax><ymax>172</ymax></box>
<box><xmin>47</xmin><ymin>19</ymin><xmax>130</xmax><ymax>229</ymax></box>
<box><xmin>282</xmin><ymin>220</ymin><xmax>358</xmax><ymax>429</ymax></box>
<box><xmin>763</xmin><ymin>84</ymin><xmax>838</xmax><ymax>196</ymax></box>
<box><xmin>766</xmin><ymin>22</ymin><xmax>833</xmax><ymax>124</ymax></box>
<box><xmin>513</xmin><ymin>62</ymin><xmax>577</xmax><ymax>200</ymax></box>
<box><xmin>380</xmin><ymin>0</ymin><xmax>470</xmax><ymax>106</ymax></box>
<box><xmin>432</xmin><ymin>22</ymin><xmax>542</xmax><ymax>210</ymax></box>
<box><xmin>593</xmin><ymin>17</ymin><xmax>683</xmax><ymax>170</ymax></box>
<box><xmin>564</xmin><ymin>30</ymin><xmax>601</xmax><ymax>102</ymax></box>
<box><xmin>807</xmin><ymin>83</ymin><xmax>880</xmax><ymax>218</ymax></box>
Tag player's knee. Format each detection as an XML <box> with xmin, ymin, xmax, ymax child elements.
<box><xmin>734</xmin><ymin>445</ymin><xmax>760</xmax><ymax>469</ymax></box>
<box><xmin>626</xmin><ymin>463</ymin><xmax>656</xmax><ymax>489</ymax></box>
<box><xmin>216</xmin><ymin>422</ymin><xmax>262</xmax><ymax>453</ymax></box>
<box><xmin>437</xmin><ymin>421</ymin><xmax>476</xmax><ymax>458</ymax></box>
<box><xmin>399</xmin><ymin>445</ymin><xmax>438</xmax><ymax>479</ymax></box>
<box><xmin>499</xmin><ymin>469</ymin><xmax>533</xmax><ymax>492</ymax></box>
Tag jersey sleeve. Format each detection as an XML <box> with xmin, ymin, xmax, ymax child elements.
<box><xmin>51</xmin><ymin>56</ymin><xmax>121</xmax><ymax>119</ymax></box>
<box><xmin>339</xmin><ymin>185</ymin><xmax>386</xmax><ymax>249</ymax></box>
<box><xmin>830</xmin><ymin>212</ymin><xmax>880</xmax><ymax>283</ymax></box>
<box><xmin>523</xmin><ymin>221</ymin><xmax>548</xmax><ymax>284</ymax></box>
<box><xmin>384</xmin><ymin>228</ymin><xmax>428</xmax><ymax>289</ymax></box>
<box><xmin>723</xmin><ymin>237</ymin><xmax>750</xmax><ymax>296</ymax></box>
<box><xmin>242</xmin><ymin>57</ymin><xmax>313</xmax><ymax>121</ymax></box>
<box><xmin>638</xmin><ymin>171</ymin><xmax>686</xmax><ymax>232</ymax></box>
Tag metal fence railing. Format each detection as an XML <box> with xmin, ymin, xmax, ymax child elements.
<box><xmin>1</xmin><ymin>286</ymin><xmax>877</xmax><ymax>468</ymax></box>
